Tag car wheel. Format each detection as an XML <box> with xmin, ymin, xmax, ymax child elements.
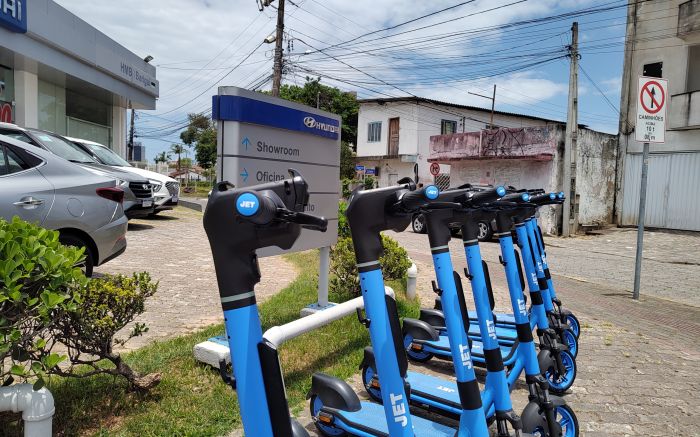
<box><xmin>477</xmin><ymin>221</ymin><xmax>493</xmax><ymax>242</ymax></box>
<box><xmin>59</xmin><ymin>235</ymin><xmax>94</xmax><ymax>277</ymax></box>
<box><xmin>412</xmin><ymin>214</ymin><xmax>427</xmax><ymax>234</ymax></box>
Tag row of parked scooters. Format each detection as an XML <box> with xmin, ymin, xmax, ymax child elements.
<box><xmin>203</xmin><ymin>169</ymin><xmax>581</xmax><ymax>437</ymax></box>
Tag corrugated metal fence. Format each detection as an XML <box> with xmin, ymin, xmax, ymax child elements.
<box><xmin>622</xmin><ymin>152</ymin><xmax>700</xmax><ymax>231</ymax></box>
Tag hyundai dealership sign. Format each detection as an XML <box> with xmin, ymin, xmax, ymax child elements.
<box><xmin>212</xmin><ymin>86</ymin><xmax>341</xmax><ymax>256</ymax></box>
<box><xmin>0</xmin><ymin>0</ymin><xmax>27</xmax><ymax>33</ymax></box>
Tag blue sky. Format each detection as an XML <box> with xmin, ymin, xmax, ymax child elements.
<box><xmin>55</xmin><ymin>0</ymin><xmax>632</xmax><ymax>163</ymax></box>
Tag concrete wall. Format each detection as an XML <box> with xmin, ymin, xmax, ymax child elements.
<box><xmin>576</xmin><ymin>129</ymin><xmax>619</xmax><ymax>226</ymax></box>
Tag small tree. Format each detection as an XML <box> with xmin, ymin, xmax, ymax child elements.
<box><xmin>154</xmin><ymin>151</ymin><xmax>170</xmax><ymax>164</ymax></box>
<box><xmin>170</xmin><ymin>144</ymin><xmax>185</xmax><ymax>172</ymax></box>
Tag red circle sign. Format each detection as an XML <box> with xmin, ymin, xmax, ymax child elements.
<box><xmin>639</xmin><ymin>80</ymin><xmax>665</xmax><ymax>115</ymax></box>
<box><xmin>0</xmin><ymin>103</ymin><xmax>12</xmax><ymax>123</ymax></box>
<box><xmin>430</xmin><ymin>162</ymin><xmax>440</xmax><ymax>176</ymax></box>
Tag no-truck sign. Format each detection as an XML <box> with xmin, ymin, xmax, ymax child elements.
<box><xmin>636</xmin><ymin>76</ymin><xmax>667</xmax><ymax>143</ymax></box>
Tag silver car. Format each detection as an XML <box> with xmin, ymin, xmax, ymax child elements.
<box><xmin>0</xmin><ymin>135</ymin><xmax>127</xmax><ymax>276</ymax></box>
<box><xmin>0</xmin><ymin>123</ymin><xmax>156</xmax><ymax>219</ymax></box>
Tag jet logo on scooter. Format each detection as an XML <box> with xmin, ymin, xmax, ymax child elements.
<box><xmin>459</xmin><ymin>343</ymin><xmax>473</xmax><ymax>369</ymax></box>
<box><xmin>486</xmin><ymin>319</ymin><xmax>497</xmax><ymax>340</ymax></box>
<box><xmin>389</xmin><ymin>393</ymin><xmax>408</xmax><ymax>426</ymax></box>
<box><xmin>517</xmin><ymin>298</ymin><xmax>527</xmax><ymax>316</ymax></box>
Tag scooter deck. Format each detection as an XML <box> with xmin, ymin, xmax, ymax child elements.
<box><xmin>468</xmin><ymin>310</ymin><xmax>516</xmax><ymax>326</ymax></box>
<box><xmin>326</xmin><ymin>401</ymin><xmax>455</xmax><ymax>436</ymax></box>
<box><xmin>424</xmin><ymin>335</ymin><xmax>515</xmax><ymax>363</ymax></box>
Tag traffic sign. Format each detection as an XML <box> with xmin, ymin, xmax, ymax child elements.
<box><xmin>636</xmin><ymin>76</ymin><xmax>667</xmax><ymax>143</ymax></box>
<box><xmin>430</xmin><ymin>162</ymin><xmax>441</xmax><ymax>176</ymax></box>
<box><xmin>355</xmin><ymin>164</ymin><xmax>365</xmax><ymax>172</ymax></box>
<box><xmin>213</xmin><ymin>87</ymin><xmax>341</xmax><ymax>256</ymax></box>
<box><xmin>365</xmin><ymin>168</ymin><xmax>376</xmax><ymax>176</ymax></box>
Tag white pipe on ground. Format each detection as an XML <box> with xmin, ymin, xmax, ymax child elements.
<box><xmin>0</xmin><ymin>384</ymin><xmax>55</xmax><ymax>437</ymax></box>
<box><xmin>406</xmin><ymin>262</ymin><xmax>418</xmax><ymax>300</ymax></box>
<box><xmin>264</xmin><ymin>286</ymin><xmax>395</xmax><ymax>348</ymax></box>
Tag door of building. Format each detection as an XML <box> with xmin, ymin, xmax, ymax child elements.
<box><xmin>621</xmin><ymin>152</ymin><xmax>700</xmax><ymax>231</ymax></box>
<box><xmin>388</xmin><ymin>117</ymin><xmax>399</xmax><ymax>157</ymax></box>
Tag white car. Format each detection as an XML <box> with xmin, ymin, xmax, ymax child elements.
<box><xmin>67</xmin><ymin>137</ymin><xmax>180</xmax><ymax>214</ymax></box>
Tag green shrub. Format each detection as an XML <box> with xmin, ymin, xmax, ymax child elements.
<box><xmin>0</xmin><ymin>217</ymin><xmax>160</xmax><ymax>391</ymax></box>
<box><xmin>53</xmin><ymin>273</ymin><xmax>161</xmax><ymax>391</ymax></box>
<box><xmin>363</xmin><ymin>175</ymin><xmax>376</xmax><ymax>190</ymax></box>
<box><xmin>0</xmin><ymin>217</ymin><xmax>86</xmax><ymax>389</ymax></box>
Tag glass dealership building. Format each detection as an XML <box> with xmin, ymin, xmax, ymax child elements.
<box><xmin>0</xmin><ymin>0</ymin><xmax>158</xmax><ymax>158</ymax></box>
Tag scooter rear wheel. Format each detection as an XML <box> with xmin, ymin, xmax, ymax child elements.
<box><xmin>361</xmin><ymin>365</ymin><xmax>383</xmax><ymax>403</ymax></box>
<box><xmin>545</xmin><ymin>350</ymin><xmax>577</xmax><ymax>395</ymax></box>
<box><xmin>310</xmin><ymin>394</ymin><xmax>347</xmax><ymax>436</ymax></box>
<box><xmin>403</xmin><ymin>333</ymin><xmax>434</xmax><ymax>362</ymax></box>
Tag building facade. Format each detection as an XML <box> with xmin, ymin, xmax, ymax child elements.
<box><xmin>617</xmin><ymin>0</ymin><xmax>700</xmax><ymax>231</ymax></box>
<box><xmin>355</xmin><ymin>97</ymin><xmax>553</xmax><ymax>187</ymax></box>
<box><xmin>0</xmin><ymin>0</ymin><xmax>158</xmax><ymax>158</ymax></box>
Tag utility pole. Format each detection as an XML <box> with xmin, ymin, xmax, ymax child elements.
<box><xmin>562</xmin><ymin>22</ymin><xmax>579</xmax><ymax>237</ymax></box>
<box><xmin>271</xmin><ymin>0</ymin><xmax>286</xmax><ymax>96</ymax></box>
<box><xmin>468</xmin><ymin>84</ymin><xmax>496</xmax><ymax>129</ymax></box>
<box><xmin>128</xmin><ymin>101</ymin><xmax>135</xmax><ymax>162</ymax></box>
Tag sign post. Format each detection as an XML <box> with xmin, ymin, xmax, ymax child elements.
<box><xmin>633</xmin><ymin>76</ymin><xmax>667</xmax><ymax>300</ymax></box>
<box><xmin>213</xmin><ymin>86</ymin><xmax>340</xmax><ymax>311</ymax></box>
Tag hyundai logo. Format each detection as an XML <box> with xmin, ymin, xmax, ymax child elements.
<box><xmin>304</xmin><ymin>116</ymin><xmax>316</xmax><ymax>128</ymax></box>
<box><xmin>303</xmin><ymin>115</ymin><xmax>340</xmax><ymax>134</ymax></box>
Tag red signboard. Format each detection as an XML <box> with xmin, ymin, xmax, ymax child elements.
<box><xmin>0</xmin><ymin>102</ymin><xmax>12</xmax><ymax>123</ymax></box>
<box><xmin>430</xmin><ymin>162</ymin><xmax>441</xmax><ymax>176</ymax></box>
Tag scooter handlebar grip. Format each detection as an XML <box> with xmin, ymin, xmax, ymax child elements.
<box><xmin>293</xmin><ymin>212</ymin><xmax>328</xmax><ymax>232</ymax></box>
<box><xmin>398</xmin><ymin>185</ymin><xmax>440</xmax><ymax>211</ymax></box>
<box><xmin>468</xmin><ymin>186</ymin><xmax>506</xmax><ymax>206</ymax></box>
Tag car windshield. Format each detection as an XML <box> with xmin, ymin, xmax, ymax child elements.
<box><xmin>83</xmin><ymin>142</ymin><xmax>131</xmax><ymax>167</ymax></box>
<box><xmin>29</xmin><ymin>131</ymin><xmax>97</xmax><ymax>164</ymax></box>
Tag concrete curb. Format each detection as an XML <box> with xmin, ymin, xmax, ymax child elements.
<box><xmin>179</xmin><ymin>198</ymin><xmax>206</xmax><ymax>212</ymax></box>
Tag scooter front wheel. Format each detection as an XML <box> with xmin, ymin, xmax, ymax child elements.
<box><xmin>562</xmin><ymin>329</ymin><xmax>578</xmax><ymax>358</ymax></box>
<box><xmin>360</xmin><ymin>364</ymin><xmax>383</xmax><ymax>403</ymax></box>
<box><xmin>522</xmin><ymin>402</ymin><xmax>579</xmax><ymax>437</ymax></box>
<box><xmin>565</xmin><ymin>313</ymin><xmax>581</xmax><ymax>339</ymax></box>
<box><xmin>310</xmin><ymin>394</ymin><xmax>347</xmax><ymax>437</ymax></box>
<box><xmin>545</xmin><ymin>350</ymin><xmax>577</xmax><ymax>395</ymax></box>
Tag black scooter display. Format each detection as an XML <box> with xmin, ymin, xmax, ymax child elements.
<box><xmin>203</xmin><ymin>170</ymin><xmax>327</xmax><ymax>437</ymax></box>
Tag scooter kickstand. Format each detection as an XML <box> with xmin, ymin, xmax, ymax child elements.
<box><xmin>218</xmin><ymin>359</ymin><xmax>236</xmax><ymax>390</ymax></box>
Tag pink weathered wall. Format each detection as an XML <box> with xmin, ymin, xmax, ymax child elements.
<box><xmin>430</xmin><ymin>126</ymin><xmax>558</xmax><ymax>161</ymax></box>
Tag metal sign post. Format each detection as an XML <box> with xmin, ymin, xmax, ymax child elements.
<box><xmin>633</xmin><ymin>76</ymin><xmax>667</xmax><ymax>300</ymax></box>
<box><xmin>213</xmin><ymin>86</ymin><xmax>340</xmax><ymax>311</ymax></box>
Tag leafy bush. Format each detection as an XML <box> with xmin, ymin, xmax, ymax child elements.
<box><xmin>52</xmin><ymin>273</ymin><xmax>161</xmax><ymax>391</ymax></box>
<box><xmin>0</xmin><ymin>217</ymin><xmax>160</xmax><ymax>391</ymax></box>
<box><xmin>0</xmin><ymin>217</ymin><xmax>86</xmax><ymax>389</ymax></box>
<box><xmin>363</xmin><ymin>175</ymin><xmax>376</xmax><ymax>190</ymax></box>
<box><xmin>330</xmin><ymin>202</ymin><xmax>412</xmax><ymax>301</ymax></box>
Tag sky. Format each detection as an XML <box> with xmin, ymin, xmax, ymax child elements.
<box><xmin>54</xmin><ymin>0</ymin><xmax>634</xmax><ymax>163</ymax></box>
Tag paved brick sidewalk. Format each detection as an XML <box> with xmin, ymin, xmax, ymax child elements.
<box><xmin>94</xmin><ymin>207</ymin><xmax>298</xmax><ymax>351</ymax></box>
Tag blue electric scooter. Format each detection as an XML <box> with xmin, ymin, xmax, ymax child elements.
<box><xmin>308</xmin><ymin>181</ymin><xmax>490</xmax><ymax>437</ymax></box>
<box><xmin>202</xmin><ymin>170</ymin><xmax>328</xmax><ymax>437</ymax></box>
<box><xmin>421</xmin><ymin>192</ymin><xmax>579</xmax><ymax>360</ymax></box>
<box><xmin>360</xmin><ymin>189</ymin><xmax>577</xmax><ymax>436</ymax></box>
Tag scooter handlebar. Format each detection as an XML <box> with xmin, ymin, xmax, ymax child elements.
<box><xmin>529</xmin><ymin>192</ymin><xmax>558</xmax><ymax>205</ymax></box>
<box><xmin>396</xmin><ymin>185</ymin><xmax>440</xmax><ymax>211</ymax></box>
<box><xmin>467</xmin><ymin>186</ymin><xmax>506</xmax><ymax>206</ymax></box>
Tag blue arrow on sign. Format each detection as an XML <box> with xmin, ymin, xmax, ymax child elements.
<box><xmin>241</xmin><ymin>137</ymin><xmax>251</xmax><ymax>150</ymax></box>
<box><xmin>240</xmin><ymin>168</ymin><xmax>249</xmax><ymax>182</ymax></box>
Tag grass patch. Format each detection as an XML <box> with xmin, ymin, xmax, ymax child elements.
<box><xmin>1</xmin><ymin>250</ymin><xmax>419</xmax><ymax>436</ymax></box>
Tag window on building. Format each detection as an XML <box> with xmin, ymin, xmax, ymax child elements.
<box><xmin>367</xmin><ymin>121</ymin><xmax>382</xmax><ymax>143</ymax></box>
<box><xmin>688</xmin><ymin>45</ymin><xmax>700</xmax><ymax>93</ymax></box>
<box><xmin>643</xmin><ymin>62</ymin><xmax>663</xmax><ymax>78</ymax></box>
<box><xmin>441</xmin><ymin>119</ymin><xmax>458</xmax><ymax>135</ymax></box>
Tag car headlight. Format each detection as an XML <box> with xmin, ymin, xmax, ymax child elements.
<box><xmin>116</xmin><ymin>178</ymin><xmax>129</xmax><ymax>188</ymax></box>
<box><xmin>148</xmin><ymin>179</ymin><xmax>163</xmax><ymax>192</ymax></box>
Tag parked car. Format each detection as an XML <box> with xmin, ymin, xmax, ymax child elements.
<box><xmin>67</xmin><ymin>137</ymin><xmax>179</xmax><ymax>214</ymax></box>
<box><xmin>0</xmin><ymin>123</ymin><xmax>155</xmax><ymax>219</ymax></box>
<box><xmin>411</xmin><ymin>184</ymin><xmax>496</xmax><ymax>241</ymax></box>
<box><xmin>0</xmin><ymin>135</ymin><xmax>128</xmax><ymax>276</ymax></box>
